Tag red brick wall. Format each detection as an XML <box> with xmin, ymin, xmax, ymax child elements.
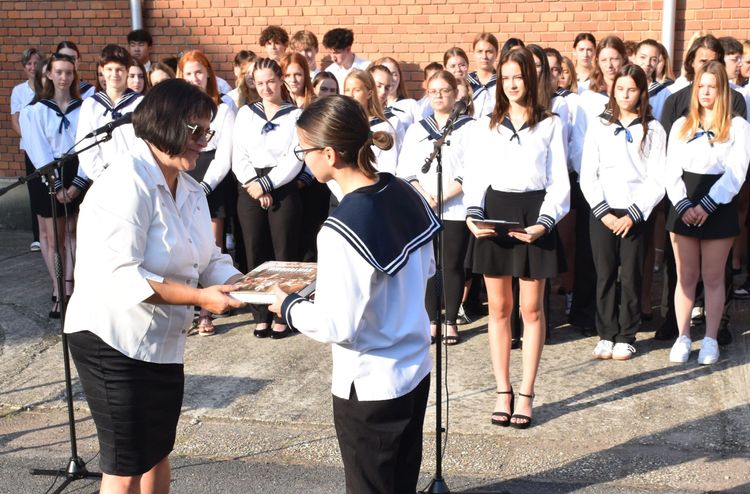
<box><xmin>2</xmin><ymin>0</ymin><xmax>750</xmax><ymax>176</ymax></box>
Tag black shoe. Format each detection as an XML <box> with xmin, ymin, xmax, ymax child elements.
<box><xmin>270</xmin><ymin>327</ymin><xmax>293</xmax><ymax>339</ymax></box>
<box><xmin>491</xmin><ymin>389</ymin><xmax>514</xmax><ymax>427</ymax></box>
<box><xmin>511</xmin><ymin>338</ymin><xmax>521</xmax><ymax>349</ymax></box>
<box><xmin>654</xmin><ymin>321</ymin><xmax>678</xmax><ymax>341</ymax></box>
<box><xmin>717</xmin><ymin>321</ymin><xmax>733</xmax><ymax>346</ymax></box>
<box><xmin>48</xmin><ymin>301</ymin><xmax>61</xmax><ymax>319</ymax></box>
<box><xmin>510</xmin><ymin>392</ymin><xmax>534</xmax><ymax>429</ymax></box>
<box><xmin>253</xmin><ymin>327</ymin><xmax>271</xmax><ymax>338</ymax></box>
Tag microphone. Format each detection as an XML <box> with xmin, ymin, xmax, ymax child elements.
<box><xmin>83</xmin><ymin>113</ymin><xmax>133</xmax><ymax>139</ymax></box>
<box><xmin>443</xmin><ymin>99</ymin><xmax>468</xmax><ymax>130</ymax></box>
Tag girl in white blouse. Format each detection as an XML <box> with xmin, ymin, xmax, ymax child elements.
<box><xmin>374</xmin><ymin>56</ymin><xmax>421</xmax><ymax>127</ymax></box>
<box><xmin>463</xmin><ymin>47</ymin><xmax>569</xmax><ymax>429</ymax></box>
<box><xmin>232</xmin><ymin>57</ymin><xmax>303</xmax><ymax>338</ymax></box>
<box><xmin>468</xmin><ymin>33</ymin><xmax>499</xmax><ymax>118</ymax></box>
<box><xmin>580</xmin><ymin>64</ymin><xmax>667</xmax><ymax>360</ymax></box>
<box><xmin>665</xmin><ymin>61</ymin><xmax>750</xmax><ymax>365</ymax></box>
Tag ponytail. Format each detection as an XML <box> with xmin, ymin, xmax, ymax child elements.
<box><xmin>356</xmin><ymin>130</ymin><xmax>393</xmax><ymax>177</ymax></box>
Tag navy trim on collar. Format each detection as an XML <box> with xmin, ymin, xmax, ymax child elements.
<box><xmin>248</xmin><ymin>101</ymin><xmax>297</xmax><ymax>121</ymax></box>
<box><xmin>92</xmin><ymin>89</ymin><xmax>139</xmax><ymax>119</ymax></box>
<box><xmin>419</xmin><ymin>115</ymin><xmax>473</xmax><ymax>141</ymax></box>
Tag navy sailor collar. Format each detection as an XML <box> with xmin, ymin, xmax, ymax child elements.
<box><xmin>648</xmin><ymin>81</ymin><xmax>668</xmax><ymax>97</ymax></box>
<box><xmin>39</xmin><ymin>98</ymin><xmax>83</xmax><ymax>134</ymax></box>
<box><xmin>468</xmin><ymin>71</ymin><xmax>497</xmax><ymax>92</ymax></box>
<box><xmin>92</xmin><ymin>89</ymin><xmax>139</xmax><ymax>119</ymax></box>
<box><xmin>248</xmin><ymin>101</ymin><xmax>297</xmax><ymax>121</ymax></box>
<box><xmin>324</xmin><ymin>173</ymin><xmax>443</xmax><ymax>276</ymax></box>
<box><xmin>419</xmin><ymin>114</ymin><xmax>473</xmax><ymax>141</ymax></box>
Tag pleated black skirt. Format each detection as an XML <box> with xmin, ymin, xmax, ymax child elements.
<box><xmin>666</xmin><ymin>171</ymin><xmax>739</xmax><ymax>239</ymax></box>
<box><xmin>28</xmin><ymin>155</ymin><xmax>84</xmax><ymax>218</ymax></box>
<box><xmin>473</xmin><ymin>189</ymin><xmax>560</xmax><ymax>279</ymax></box>
<box><xmin>68</xmin><ymin>331</ymin><xmax>184</xmax><ymax>476</ymax></box>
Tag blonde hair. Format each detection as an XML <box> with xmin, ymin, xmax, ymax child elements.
<box><xmin>372</xmin><ymin>56</ymin><xmax>409</xmax><ymax>99</ymax></box>
<box><xmin>678</xmin><ymin>61</ymin><xmax>731</xmax><ymax>144</ymax></box>
<box><xmin>344</xmin><ymin>69</ymin><xmax>388</xmax><ymax>123</ymax></box>
<box><xmin>561</xmin><ymin>56</ymin><xmax>578</xmax><ymax>93</ymax></box>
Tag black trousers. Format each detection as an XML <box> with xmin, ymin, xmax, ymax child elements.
<box><xmin>426</xmin><ymin>220</ymin><xmax>470</xmax><ymax>323</ymax></box>
<box><xmin>590</xmin><ymin>212</ymin><xmax>650</xmax><ymax>344</ymax></box>
<box><xmin>569</xmin><ymin>187</ymin><xmax>597</xmax><ymax>329</ymax></box>
<box><xmin>236</xmin><ymin>181</ymin><xmax>302</xmax><ymax>324</ymax></box>
<box><xmin>332</xmin><ymin>375</ymin><xmax>430</xmax><ymax>494</ymax></box>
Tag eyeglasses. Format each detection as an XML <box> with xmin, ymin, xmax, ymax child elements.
<box><xmin>185</xmin><ymin>123</ymin><xmax>215</xmax><ymax>143</ymax></box>
<box><xmin>427</xmin><ymin>88</ymin><xmax>455</xmax><ymax>97</ymax></box>
<box><xmin>293</xmin><ymin>145</ymin><xmax>325</xmax><ymax>161</ymax></box>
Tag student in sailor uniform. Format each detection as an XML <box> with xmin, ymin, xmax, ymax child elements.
<box><xmin>11</xmin><ymin>47</ymin><xmax>41</xmax><ymax>251</ymax></box>
<box><xmin>580</xmin><ymin>65</ymin><xmax>667</xmax><ymax>361</ymax></box>
<box><xmin>76</xmin><ymin>44</ymin><xmax>142</xmax><ymax>182</ymax></box>
<box><xmin>463</xmin><ymin>48</ymin><xmax>569</xmax><ymax>429</ymax></box>
<box><xmin>568</xmin><ymin>36</ymin><xmax>628</xmax><ymax>335</ymax></box>
<box><xmin>416</xmin><ymin>62</ymin><xmax>444</xmax><ymax>119</ymax></box>
<box><xmin>397</xmin><ymin>70</ymin><xmax>473</xmax><ymax>345</ymax></box>
<box><xmin>22</xmin><ymin>53</ymin><xmax>85</xmax><ymax>318</ymax></box>
<box><xmin>665</xmin><ymin>61</ymin><xmax>750</xmax><ymax>365</ymax></box>
<box><xmin>559</xmin><ymin>55</ymin><xmax>579</xmax><ymax>93</ymax></box>
<box><xmin>367</xmin><ymin>64</ymin><xmax>407</xmax><ymax>150</ymax></box>
<box><xmin>178</xmin><ymin>50</ymin><xmax>238</xmax><ymax>336</ymax></box>
<box><xmin>281</xmin><ymin>52</ymin><xmax>315</xmax><ymax>109</ymax></box>
<box><xmin>56</xmin><ymin>41</ymin><xmax>96</xmax><ymax>100</ymax></box>
<box><xmin>444</xmin><ymin>47</ymin><xmax>469</xmax><ymax>82</ymax></box>
<box><xmin>656</xmin><ymin>42</ymin><xmax>676</xmax><ymax>86</ymax></box>
<box><xmin>232</xmin><ymin>58</ymin><xmax>303</xmax><ymax>338</ymax></box>
<box><xmin>228</xmin><ymin>50</ymin><xmax>258</xmax><ymax>109</ymax></box>
<box><xmin>127</xmin><ymin>60</ymin><xmax>151</xmax><ymax>94</ymax></box>
<box><xmin>373</xmin><ymin>56</ymin><xmax>421</xmax><ymax>127</ymax></box>
<box><xmin>312</xmin><ymin>71</ymin><xmax>339</xmax><ymax>98</ymax></box>
<box><xmin>468</xmin><ymin>33</ymin><xmax>499</xmax><ymax>118</ymax></box>
<box><xmin>572</xmin><ymin>33</ymin><xmax>596</xmax><ymax>94</ymax></box>
<box><xmin>321</xmin><ymin>28</ymin><xmax>371</xmax><ymax>93</ymax></box>
<box><xmin>635</xmin><ymin>39</ymin><xmax>671</xmax><ymax>121</ymax></box>
<box><xmin>269</xmin><ymin>94</ymin><xmax>440</xmax><ymax>494</ymax></box>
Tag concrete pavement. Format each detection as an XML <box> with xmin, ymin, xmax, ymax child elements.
<box><xmin>0</xmin><ymin>228</ymin><xmax>748</xmax><ymax>493</ymax></box>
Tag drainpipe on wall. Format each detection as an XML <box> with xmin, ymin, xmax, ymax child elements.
<box><xmin>130</xmin><ymin>0</ymin><xmax>143</xmax><ymax>30</ymax></box>
<box><xmin>661</xmin><ymin>0</ymin><xmax>677</xmax><ymax>62</ymax></box>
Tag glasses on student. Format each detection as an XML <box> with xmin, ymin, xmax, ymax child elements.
<box><xmin>427</xmin><ymin>88</ymin><xmax>454</xmax><ymax>97</ymax></box>
<box><xmin>185</xmin><ymin>123</ymin><xmax>215</xmax><ymax>143</ymax></box>
<box><xmin>293</xmin><ymin>145</ymin><xmax>325</xmax><ymax>161</ymax></box>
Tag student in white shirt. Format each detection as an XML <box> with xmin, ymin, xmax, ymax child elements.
<box><xmin>281</xmin><ymin>52</ymin><xmax>315</xmax><ymax>109</ymax></box>
<box><xmin>559</xmin><ymin>55</ymin><xmax>579</xmax><ymax>93</ymax></box>
<box><xmin>367</xmin><ymin>64</ymin><xmax>406</xmax><ymax>150</ymax></box>
<box><xmin>443</xmin><ymin>47</ymin><xmax>469</xmax><ymax>83</ymax></box>
<box><xmin>468</xmin><ymin>33</ymin><xmax>499</xmax><ymax>118</ymax></box>
<box><xmin>463</xmin><ymin>47</ymin><xmax>569</xmax><ymax>429</ymax></box>
<box><xmin>580</xmin><ymin>64</ymin><xmax>667</xmax><ymax>361</ymax></box>
<box><xmin>65</xmin><ymin>80</ymin><xmax>244</xmax><ymax>493</ymax></box>
<box><xmin>259</xmin><ymin>25</ymin><xmax>289</xmax><ymax>62</ymax></box>
<box><xmin>635</xmin><ymin>39</ymin><xmax>671</xmax><ymax>121</ymax></box>
<box><xmin>148</xmin><ymin>61</ymin><xmax>175</xmax><ymax>87</ymax></box>
<box><xmin>11</xmin><ymin>47</ymin><xmax>41</xmax><ymax>252</ymax></box>
<box><xmin>572</xmin><ymin>32</ymin><xmax>596</xmax><ymax>94</ymax></box>
<box><xmin>321</xmin><ymin>28</ymin><xmax>370</xmax><ymax>93</ymax></box>
<box><xmin>374</xmin><ymin>56</ymin><xmax>421</xmax><ymax>127</ymax></box>
<box><xmin>56</xmin><ymin>41</ymin><xmax>96</xmax><ymax>99</ymax></box>
<box><xmin>75</xmin><ymin>44</ymin><xmax>142</xmax><ymax>181</ymax></box>
<box><xmin>232</xmin><ymin>58</ymin><xmax>304</xmax><ymax>338</ymax></box>
<box><xmin>22</xmin><ymin>53</ymin><xmax>85</xmax><ymax>319</ymax></box>
<box><xmin>312</xmin><ymin>70</ymin><xmax>339</xmax><ymax>97</ymax></box>
<box><xmin>398</xmin><ymin>70</ymin><xmax>473</xmax><ymax>345</ymax></box>
<box><xmin>127</xmin><ymin>60</ymin><xmax>151</xmax><ymax>94</ymax></box>
<box><xmin>228</xmin><ymin>50</ymin><xmax>259</xmax><ymax>108</ymax></box>
<box><xmin>127</xmin><ymin>29</ymin><xmax>153</xmax><ymax>71</ymax></box>
<box><xmin>291</xmin><ymin>30</ymin><xmax>321</xmax><ymax>78</ymax></box>
<box><xmin>656</xmin><ymin>42</ymin><xmax>677</xmax><ymax>85</ymax></box>
<box><xmin>269</xmin><ymin>94</ymin><xmax>440</xmax><ymax>494</ymax></box>
<box><xmin>416</xmin><ymin>62</ymin><xmax>444</xmax><ymax>119</ymax></box>
<box><xmin>664</xmin><ymin>61</ymin><xmax>750</xmax><ymax>365</ymax></box>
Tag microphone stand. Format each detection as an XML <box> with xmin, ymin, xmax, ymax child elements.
<box><xmin>1</xmin><ymin>135</ymin><xmax>110</xmax><ymax>493</ymax></box>
<box><xmin>421</xmin><ymin>114</ymin><xmax>459</xmax><ymax>494</ymax></box>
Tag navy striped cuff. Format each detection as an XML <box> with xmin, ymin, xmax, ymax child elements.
<box><xmin>591</xmin><ymin>200</ymin><xmax>611</xmax><ymax>219</ymax></box>
<box><xmin>53</xmin><ymin>178</ymin><xmax>63</xmax><ymax>192</ymax></box>
<box><xmin>626</xmin><ymin>204</ymin><xmax>644</xmax><ymax>223</ymax></box>
<box><xmin>466</xmin><ymin>207</ymin><xmax>485</xmax><ymax>221</ymax></box>
<box><xmin>258</xmin><ymin>175</ymin><xmax>274</xmax><ymax>194</ymax></box>
<box><xmin>536</xmin><ymin>214</ymin><xmax>555</xmax><ymax>234</ymax></box>
<box><xmin>455</xmin><ymin>176</ymin><xmax>463</xmax><ymax>184</ymax></box>
<box><xmin>200</xmin><ymin>181</ymin><xmax>212</xmax><ymax>196</ymax></box>
<box><xmin>674</xmin><ymin>198</ymin><xmax>693</xmax><ymax>217</ymax></box>
<box><xmin>281</xmin><ymin>293</ymin><xmax>304</xmax><ymax>329</ymax></box>
<box><xmin>699</xmin><ymin>195</ymin><xmax>718</xmax><ymax>214</ymax></box>
<box><xmin>72</xmin><ymin>176</ymin><xmax>89</xmax><ymax>191</ymax></box>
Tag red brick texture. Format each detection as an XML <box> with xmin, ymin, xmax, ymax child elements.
<box><xmin>2</xmin><ymin>0</ymin><xmax>749</xmax><ymax>175</ymax></box>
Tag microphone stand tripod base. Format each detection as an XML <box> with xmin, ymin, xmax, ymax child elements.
<box><xmin>422</xmin><ymin>476</ymin><xmax>450</xmax><ymax>493</ymax></box>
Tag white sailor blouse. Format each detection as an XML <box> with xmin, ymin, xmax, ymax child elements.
<box><xmin>468</xmin><ymin>71</ymin><xmax>497</xmax><ymax>119</ymax></box>
<box><xmin>666</xmin><ymin>116</ymin><xmax>750</xmax><ymax>216</ymax></box>
<box><xmin>397</xmin><ymin>114</ymin><xmax>474</xmax><ymax>221</ymax></box>
<box><xmin>580</xmin><ymin>115</ymin><xmax>667</xmax><ymax>222</ymax></box>
<box><xmin>280</xmin><ymin>173</ymin><xmax>441</xmax><ymax>401</ymax></box>
<box><xmin>462</xmin><ymin>114</ymin><xmax>570</xmax><ymax>233</ymax></box>
<box><xmin>75</xmin><ymin>89</ymin><xmax>142</xmax><ymax>181</ymax></box>
<box><xmin>198</xmin><ymin>101</ymin><xmax>235</xmax><ymax>196</ymax></box>
<box><xmin>231</xmin><ymin>101</ymin><xmax>303</xmax><ymax>193</ymax></box>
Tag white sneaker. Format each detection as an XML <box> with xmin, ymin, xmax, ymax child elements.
<box><xmin>669</xmin><ymin>335</ymin><xmax>692</xmax><ymax>363</ymax></box>
<box><xmin>612</xmin><ymin>342</ymin><xmax>636</xmax><ymax>360</ymax></box>
<box><xmin>697</xmin><ymin>337</ymin><xmax>719</xmax><ymax>365</ymax></box>
<box><xmin>592</xmin><ymin>340</ymin><xmax>614</xmax><ymax>359</ymax></box>
<box><xmin>29</xmin><ymin>241</ymin><xmax>41</xmax><ymax>252</ymax></box>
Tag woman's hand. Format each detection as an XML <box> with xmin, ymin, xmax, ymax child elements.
<box><xmin>509</xmin><ymin>224</ymin><xmax>546</xmax><ymax>244</ymax></box>
<box><xmin>245</xmin><ymin>181</ymin><xmax>264</xmax><ymax>199</ymax></box>
<box><xmin>55</xmin><ymin>190</ymin><xmax>67</xmax><ymax>204</ymax></box>
<box><xmin>198</xmin><ymin>285</ymin><xmax>245</xmax><ymax>314</ymax></box>
<box><xmin>466</xmin><ymin>218</ymin><xmax>498</xmax><ymax>239</ymax></box>
<box><xmin>268</xmin><ymin>285</ymin><xmax>290</xmax><ymax>317</ymax></box>
<box><xmin>258</xmin><ymin>193</ymin><xmax>273</xmax><ymax>209</ymax></box>
<box><xmin>65</xmin><ymin>186</ymin><xmax>81</xmax><ymax>202</ymax></box>
<box><xmin>682</xmin><ymin>205</ymin><xmax>708</xmax><ymax>227</ymax></box>
<box><xmin>601</xmin><ymin>213</ymin><xmax>618</xmax><ymax>231</ymax></box>
<box><xmin>611</xmin><ymin>215</ymin><xmax>634</xmax><ymax>238</ymax></box>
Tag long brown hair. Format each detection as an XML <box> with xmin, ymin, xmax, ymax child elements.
<box><xmin>177</xmin><ymin>50</ymin><xmax>220</xmax><ymax>105</ymax></box>
<box><xmin>372</xmin><ymin>56</ymin><xmax>410</xmax><ymax>99</ymax></box>
<box><xmin>607</xmin><ymin>64</ymin><xmax>652</xmax><ymax>154</ymax></box>
<box><xmin>296</xmin><ymin>94</ymin><xmax>393</xmax><ymax>178</ymax></box>
<box><xmin>490</xmin><ymin>47</ymin><xmax>548</xmax><ymax>130</ymax></box>
<box><xmin>253</xmin><ymin>57</ymin><xmax>292</xmax><ymax>103</ymax></box>
<box><xmin>588</xmin><ymin>36</ymin><xmax>627</xmax><ymax>94</ymax></box>
<box><xmin>679</xmin><ymin>60</ymin><xmax>732</xmax><ymax>144</ymax></box>
<box><xmin>40</xmin><ymin>53</ymin><xmax>81</xmax><ymax>100</ymax></box>
<box><xmin>344</xmin><ymin>69</ymin><xmax>388</xmax><ymax>123</ymax></box>
<box><xmin>281</xmin><ymin>52</ymin><xmax>315</xmax><ymax>108</ymax></box>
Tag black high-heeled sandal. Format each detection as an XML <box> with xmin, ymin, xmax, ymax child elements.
<box><xmin>491</xmin><ymin>388</ymin><xmax>514</xmax><ymax>427</ymax></box>
<box><xmin>510</xmin><ymin>392</ymin><xmax>534</xmax><ymax>429</ymax></box>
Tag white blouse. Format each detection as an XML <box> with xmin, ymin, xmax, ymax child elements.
<box><xmin>64</xmin><ymin>138</ymin><xmax>240</xmax><ymax>364</ymax></box>
<box><xmin>199</xmin><ymin>102</ymin><xmax>235</xmax><ymax>194</ymax></box>
<box><xmin>11</xmin><ymin>81</ymin><xmax>35</xmax><ymax>150</ymax></box>
<box><xmin>468</xmin><ymin>71</ymin><xmax>497</xmax><ymax>119</ymax></box>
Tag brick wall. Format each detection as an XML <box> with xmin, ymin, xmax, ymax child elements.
<box><xmin>2</xmin><ymin>0</ymin><xmax>750</xmax><ymax>176</ymax></box>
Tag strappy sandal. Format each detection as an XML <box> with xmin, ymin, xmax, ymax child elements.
<box><xmin>491</xmin><ymin>389</ymin><xmax>514</xmax><ymax>427</ymax></box>
<box><xmin>197</xmin><ymin>315</ymin><xmax>215</xmax><ymax>337</ymax></box>
<box><xmin>510</xmin><ymin>392</ymin><xmax>534</xmax><ymax>429</ymax></box>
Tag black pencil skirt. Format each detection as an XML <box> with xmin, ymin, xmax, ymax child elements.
<box><xmin>68</xmin><ymin>331</ymin><xmax>184</xmax><ymax>476</ymax></box>
<box><xmin>666</xmin><ymin>171</ymin><xmax>739</xmax><ymax>239</ymax></box>
<box><xmin>473</xmin><ymin>189</ymin><xmax>561</xmax><ymax>279</ymax></box>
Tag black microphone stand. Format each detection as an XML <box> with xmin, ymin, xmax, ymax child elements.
<box><xmin>1</xmin><ymin>136</ymin><xmax>110</xmax><ymax>493</ymax></box>
<box><xmin>420</xmin><ymin>112</ymin><xmax>461</xmax><ymax>494</ymax></box>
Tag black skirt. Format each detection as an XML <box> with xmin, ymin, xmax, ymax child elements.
<box><xmin>666</xmin><ymin>171</ymin><xmax>739</xmax><ymax>239</ymax></box>
<box><xmin>473</xmin><ymin>189</ymin><xmax>560</xmax><ymax>278</ymax></box>
<box><xmin>28</xmin><ymin>155</ymin><xmax>84</xmax><ymax>218</ymax></box>
<box><xmin>186</xmin><ymin>149</ymin><xmax>232</xmax><ymax>219</ymax></box>
<box><xmin>68</xmin><ymin>331</ymin><xmax>184</xmax><ymax>476</ymax></box>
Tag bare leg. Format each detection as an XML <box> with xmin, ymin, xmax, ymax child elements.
<box><xmin>671</xmin><ymin>233</ymin><xmax>701</xmax><ymax>338</ymax></box>
<box><xmin>513</xmin><ymin>277</ymin><xmax>546</xmax><ymax>425</ymax></box>
<box><xmin>484</xmin><ymin>275</ymin><xmax>514</xmax><ymax>417</ymax></box>
<box><xmin>700</xmin><ymin>238</ymin><xmax>734</xmax><ymax>339</ymax></box>
<box><xmin>99</xmin><ymin>472</ymin><xmax>143</xmax><ymax>494</ymax></box>
<box><xmin>140</xmin><ymin>456</ymin><xmax>171</xmax><ymax>494</ymax></box>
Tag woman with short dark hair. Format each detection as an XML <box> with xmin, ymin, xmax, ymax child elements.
<box><xmin>65</xmin><ymin>79</ymin><xmax>244</xmax><ymax>493</ymax></box>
